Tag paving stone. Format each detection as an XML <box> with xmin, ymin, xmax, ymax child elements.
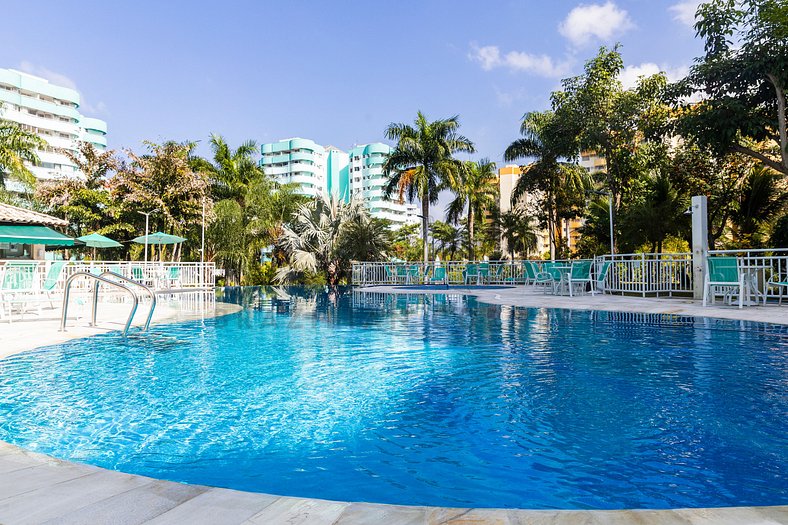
<box><xmin>145</xmin><ymin>487</ymin><xmax>278</xmax><ymax>525</ymax></box>
<box><xmin>244</xmin><ymin>496</ymin><xmax>348</xmax><ymax>525</ymax></box>
<box><xmin>42</xmin><ymin>479</ymin><xmax>207</xmax><ymax>525</ymax></box>
<box><xmin>0</xmin><ymin>462</ymin><xmax>96</xmax><ymax>501</ymax></box>
<box><xmin>0</xmin><ymin>469</ymin><xmax>151</xmax><ymax>523</ymax></box>
<box><xmin>429</xmin><ymin>507</ymin><xmax>512</xmax><ymax>524</ymax></box>
<box><xmin>335</xmin><ymin>502</ymin><xmax>431</xmax><ymax>524</ymax></box>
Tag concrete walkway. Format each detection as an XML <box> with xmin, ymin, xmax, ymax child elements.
<box><xmin>0</xmin><ymin>287</ymin><xmax>786</xmax><ymax>524</ymax></box>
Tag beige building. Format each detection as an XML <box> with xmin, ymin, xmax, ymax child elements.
<box><xmin>498</xmin><ymin>164</ymin><xmax>584</xmax><ymax>258</ymax></box>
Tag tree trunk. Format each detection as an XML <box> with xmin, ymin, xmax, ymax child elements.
<box><xmin>421</xmin><ymin>196</ymin><xmax>429</xmax><ymax>264</ymax></box>
<box><xmin>468</xmin><ymin>205</ymin><xmax>475</xmax><ymax>261</ymax></box>
<box><xmin>767</xmin><ymin>73</ymin><xmax>788</xmax><ymax>173</ymax></box>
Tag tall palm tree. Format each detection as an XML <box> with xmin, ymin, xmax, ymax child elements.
<box><xmin>0</xmin><ymin>118</ymin><xmax>45</xmax><ymax>188</ymax></box>
<box><xmin>431</xmin><ymin>220</ymin><xmax>464</xmax><ymax>261</ymax></box>
<box><xmin>191</xmin><ymin>134</ymin><xmax>263</xmax><ymax>204</ymax></box>
<box><xmin>446</xmin><ymin>158</ymin><xmax>498</xmax><ymax>260</ymax></box>
<box><xmin>383</xmin><ymin>111</ymin><xmax>475</xmax><ymax>264</ymax></box>
<box><xmin>505</xmin><ymin>111</ymin><xmax>589</xmax><ymax>258</ymax></box>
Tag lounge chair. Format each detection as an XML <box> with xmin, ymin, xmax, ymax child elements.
<box><xmin>523</xmin><ymin>260</ymin><xmax>538</xmax><ymax>285</ymax></box>
<box><xmin>384</xmin><ymin>265</ymin><xmax>397</xmax><ymax>284</ymax></box>
<box><xmin>463</xmin><ymin>263</ymin><xmax>479</xmax><ymax>285</ymax></box>
<box><xmin>567</xmin><ymin>260</ymin><xmax>593</xmax><ymax>297</ymax></box>
<box><xmin>42</xmin><ymin>261</ymin><xmax>67</xmax><ymax>308</ymax></box>
<box><xmin>165</xmin><ymin>266</ymin><xmax>182</xmax><ymax>288</ymax></box>
<box><xmin>406</xmin><ymin>265</ymin><xmax>421</xmax><ymax>285</ymax></box>
<box><xmin>590</xmin><ymin>261</ymin><xmax>611</xmax><ymax>295</ymax></box>
<box><xmin>534</xmin><ymin>262</ymin><xmax>557</xmax><ymax>293</ymax></box>
<box><xmin>478</xmin><ymin>262</ymin><xmax>490</xmax><ymax>284</ymax></box>
<box><xmin>765</xmin><ymin>273</ymin><xmax>788</xmax><ymax>305</ymax></box>
<box><xmin>0</xmin><ymin>262</ymin><xmax>41</xmax><ymax>322</ymax></box>
<box><xmin>703</xmin><ymin>256</ymin><xmax>743</xmax><ymax>308</ymax></box>
<box><xmin>429</xmin><ymin>266</ymin><xmax>448</xmax><ymax>285</ymax></box>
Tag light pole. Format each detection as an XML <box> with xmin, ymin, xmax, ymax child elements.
<box><xmin>607</xmin><ymin>192</ymin><xmax>615</xmax><ymax>255</ymax></box>
<box><xmin>137</xmin><ymin>209</ymin><xmax>158</xmax><ymax>262</ymax></box>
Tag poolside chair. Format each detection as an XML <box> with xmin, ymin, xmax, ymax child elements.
<box><xmin>165</xmin><ymin>266</ymin><xmax>182</xmax><ymax>289</ymax></box>
<box><xmin>384</xmin><ymin>265</ymin><xmax>397</xmax><ymax>284</ymax></box>
<box><xmin>523</xmin><ymin>260</ymin><xmax>538</xmax><ymax>285</ymax></box>
<box><xmin>590</xmin><ymin>261</ymin><xmax>611</xmax><ymax>296</ymax></box>
<box><xmin>703</xmin><ymin>256</ymin><xmax>743</xmax><ymax>308</ymax></box>
<box><xmin>478</xmin><ymin>262</ymin><xmax>490</xmax><ymax>284</ymax></box>
<box><xmin>765</xmin><ymin>273</ymin><xmax>788</xmax><ymax>305</ymax></box>
<box><xmin>406</xmin><ymin>265</ymin><xmax>421</xmax><ymax>285</ymax></box>
<box><xmin>0</xmin><ymin>262</ymin><xmax>41</xmax><ymax>322</ymax></box>
<box><xmin>567</xmin><ymin>260</ymin><xmax>593</xmax><ymax>297</ymax></box>
<box><xmin>41</xmin><ymin>261</ymin><xmax>67</xmax><ymax>308</ymax></box>
<box><xmin>533</xmin><ymin>262</ymin><xmax>557</xmax><ymax>293</ymax></box>
<box><xmin>395</xmin><ymin>265</ymin><xmax>408</xmax><ymax>284</ymax></box>
<box><xmin>429</xmin><ymin>266</ymin><xmax>448</xmax><ymax>285</ymax></box>
<box><xmin>463</xmin><ymin>264</ymin><xmax>479</xmax><ymax>285</ymax></box>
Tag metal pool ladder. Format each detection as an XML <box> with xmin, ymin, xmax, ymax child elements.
<box><xmin>59</xmin><ymin>271</ymin><xmax>157</xmax><ymax>337</ymax></box>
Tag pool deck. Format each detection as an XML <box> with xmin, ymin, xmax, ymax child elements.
<box><xmin>0</xmin><ymin>287</ymin><xmax>786</xmax><ymax>524</ymax></box>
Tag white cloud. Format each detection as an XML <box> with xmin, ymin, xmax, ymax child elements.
<box><xmin>18</xmin><ymin>61</ymin><xmax>78</xmax><ymax>90</ymax></box>
<box><xmin>669</xmin><ymin>1</ymin><xmax>702</xmax><ymax>27</ymax></box>
<box><xmin>559</xmin><ymin>2</ymin><xmax>634</xmax><ymax>46</ymax></box>
<box><xmin>619</xmin><ymin>62</ymin><xmax>689</xmax><ymax>89</ymax></box>
<box><xmin>469</xmin><ymin>44</ymin><xmax>572</xmax><ymax>78</ymax></box>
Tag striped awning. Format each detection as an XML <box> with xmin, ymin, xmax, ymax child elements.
<box><xmin>0</xmin><ymin>225</ymin><xmax>75</xmax><ymax>246</ymax></box>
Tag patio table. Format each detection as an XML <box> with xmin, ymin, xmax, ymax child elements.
<box><xmin>737</xmin><ymin>259</ymin><xmax>769</xmax><ymax>306</ymax></box>
<box><xmin>551</xmin><ymin>265</ymin><xmax>572</xmax><ymax>295</ymax></box>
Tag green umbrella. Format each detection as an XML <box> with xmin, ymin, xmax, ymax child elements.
<box><xmin>131</xmin><ymin>232</ymin><xmax>187</xmax><ymax>245</ymax></box>
<box><xmin>76</xmin><ymin>233</ymin><xmax>123</xmax><ymax>248</ymax></box>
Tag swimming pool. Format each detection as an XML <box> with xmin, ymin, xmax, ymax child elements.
<box><xmin>0</xmin><ymin>287</ymin><xmax>785</xmax><ymax>510</ymax></box>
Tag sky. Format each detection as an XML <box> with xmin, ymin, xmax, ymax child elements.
<box><xmin>2</xmin><ymin>0</ymin><xmax>705</xmax><ymax>213</ymax></box>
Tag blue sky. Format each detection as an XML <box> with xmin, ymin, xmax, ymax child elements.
<box><xmin>2</xmin><ymin>1</ymin><xmax>703</xmax><ymax>164</ymax></box>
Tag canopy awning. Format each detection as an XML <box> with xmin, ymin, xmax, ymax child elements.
<box><xmin>0</xmin><ymin>225</ymin><xmax>75</xmax><ymax>246</ymax></box>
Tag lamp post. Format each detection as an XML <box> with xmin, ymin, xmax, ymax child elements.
<box><xmin>137</xmin><ymin>209</ymin><xmax>159</xmax><ymax>263</ymax></box>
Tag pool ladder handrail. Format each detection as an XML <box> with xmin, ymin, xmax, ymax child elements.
<box><xmin>59</xmin><ymin>271</ymin><xmax>156</xmax><ymax>337</ymax></box>
<box><xmin>98</xmin><ymin>271</ymin><xmax>157</xmax><ymax>331</ymax></box>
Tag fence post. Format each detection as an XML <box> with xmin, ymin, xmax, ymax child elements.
<box><xmin>691</xmin><ymin>195</ymin><xmax>709</xmax><ymax>300</ymax></box>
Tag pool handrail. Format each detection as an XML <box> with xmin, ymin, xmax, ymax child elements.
<box><xmin>60</xmin><ymin>272</ymin><xmax>140</xmax><ymax>337</ymax></box>
<box><xmin>100</xmin><ymin>271</ymin><xmax>157</xmax><ymax>331</ymax></box>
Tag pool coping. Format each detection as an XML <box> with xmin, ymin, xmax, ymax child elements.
<box><xmin>0</xmin><ymin>288</ymin><xmax>786</xmax><ymax>524</ymax></box>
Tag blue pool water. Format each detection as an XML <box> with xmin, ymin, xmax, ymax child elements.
<box><xmin>0</xmin><ymin>287</ymin><xmax>786</xmax><ymax>510</ymax></box>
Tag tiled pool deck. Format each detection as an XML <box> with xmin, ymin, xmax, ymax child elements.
<box><xmin>0</xmin><ymin>287</ymin><xmax>786</xmax><ymax>524</ymax></box>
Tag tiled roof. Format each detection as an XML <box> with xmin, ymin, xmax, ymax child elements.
<box><xmin>0</xmin><ymin>202</ymin><xmax>68</xmax><ymax>227</ymax></box>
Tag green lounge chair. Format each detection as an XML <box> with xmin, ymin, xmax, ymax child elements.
<box><xmin>463</xmin><ymin>264</ymin><xmax>479</xmax><ymax>285</ymax></box>
<box><xmin>523</xmin><ymin>260</ymin><xmax>537</xmax><ymax>285</ymax></box>
<box><xmin>703</xmin><ymin>256</ymin><xmax>743</xmax><ymax>308</ymax></box>
<box><xmin>395</xmin><ymin>265</ymin><xmax>408</xmax><ymax>284</ymax></box>
<box><xmin>42</xmin><ymin>261</ymin><xmax>67</xmax><ymax>308</ymax></box>
<box><xmin>406</xmin><ymin>265</ymin><xmax>420</xmax><ymax>285</ymax></box>
<box><xmin>0</xmin><ymin>262</ymin><xmax>41</xmax><ymax>322</ymax></box>
<box><xmin>765</xmin><ymin>273</ymin><xmax>788</xmax><ymax>305</ymax></box>
<box><xmin>591</xmin><ymin>261</ymin><xmax>611</xmax><ymax>295</ymax></box>
<box><xmin>429</xmin><ymin>266</ymin><xmax>448</xmax><ymax>285</ymax></box>
<box><xmin>166</xmin><ymin>266</ymin><xmax>182</xmax><ymax>288</ymax></box>
<box><xmin>534</xmin><ymin>262</ymin><xmax>557</xmax><ymax>293</ymax></box>
<box><xmin>567</xmin><ymin>260</ymin><xmax>593</xmax><ymax>297</ymax></box>
<box><xmin>478</xmin><ymin>262</ymin><xmax>490</xmax><ymax>284</ymax></box>
<box><xmin>384</xmin><ymin>265</ymin><xmax>397</xmax><ymax>284</ymax></box>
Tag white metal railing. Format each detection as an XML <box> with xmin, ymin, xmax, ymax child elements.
<box><xmin>0</xmin><ymin>260</ymin><xmax>215</xmax><ymax>294</ymax></box>
<box><xmin>595</xmin><ymin>252</ymin><xmax>694</xmax><ymax>297</ymax></box>
<box><xmin>351</xmin><ymin>259</ymin><xmax>586</xmax><ymax>287</ymax></box>
<box><xmin>707</xmin><ymin>248</ymin><xmax>788</xmax><ymax>304</ymax></box>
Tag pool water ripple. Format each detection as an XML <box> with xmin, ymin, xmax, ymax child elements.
<box><xmin>0</xmin><ymin>287</ymin><xmax>785</xmax><ymax>510</ymax></box>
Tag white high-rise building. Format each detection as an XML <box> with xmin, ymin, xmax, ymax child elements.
<box><xmin>0</xmin><ymin>68</ymin><xmax>108</xmax><ymax>188</ymax></box>
<box><xmin>260</xmin><ymin>138</ymin><xmax>418</xmax><ymax>227</ymax></box>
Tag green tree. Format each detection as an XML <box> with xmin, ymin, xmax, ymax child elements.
<box><xmin>673</xmin><ymin>0</ymin><xmax>788</xmax><ymax>176</ymax></box>
<box><xmin>35</xmin><ymin>142</ymin><xmax>119</xmax><ymax>237</ymax></box>
<box><xmin>770</xmin><ymin>213</ymin><xmax>788</xmax><ymax>247</ymax></box>
<box><xmin>111</xmin><ymin>140</ymin><xmax>209</xmax><ymax>260</ymax></box>
<box><xmin>730</xmin><ymin>166</ymin><xmax>788</xmax><ymax>246</ymax></box>
<box><xmin>431</xmin><ymin>220</ymin><xmax>464</xmax><ymax>261</ymax></box>
<box><xmin>498</xmin><ymin>208</ymin><xmax>537</xmax><ymax>261</ymax></box>
<box><xmin>0</xmin><ymin>117</ymin><xmax>45</xmax><ymax>188</ymax></box>
<box><xmin>341</xmin><ymin>216</ymin><xmax>392</xmax><ymax>262</ymax></box>
<box><xmin>505</xmin><ymin>111</ymin><xmax>590</xmax><ymax>258</ymax></box>
<box><xmin>383</xmin><ymin>111</ymin><xmax>475</xmax><ymax>264</ymax></box>
<box><xmin>620</xmin><ymin>174</ymin><xmax>689</xmax><ymax>253</ymax></box>
<box><xmin>446</xmin><ymin>158</ymin><xmax>498</xmax><ymax>260</ymax></box>
<box><xmin>275</xmin><ymin>195</ymin><xmax>370</xmax><ymax>286</ymax></box>
<box><xmin>390</xmin><ymin>223</ymin><xmax>421</xmax><ymax>261</ymax></box>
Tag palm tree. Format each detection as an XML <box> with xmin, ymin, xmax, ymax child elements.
<box><xmin>505</xmin><ymin>111</ymin><xmax>589</xmax><ymax>258</ymax></box>
<box><xmin>0</xmin><ymin>118</ymin><xmax>45</xmax><ymax>188</ymax></box>
<box><xmin>431</xmin><ymin>220</ymin><xmax>464</xmax><ymax>260</ymax></box>
<box><xmin>446</xmin><ymin>158</ymin><xmax>498</xmax><ymax>260</ymax></box>
<box><xmin>499</xmin><ymin>208</ymin><xmax>537</xmax><ymax>261</ymax></box>
<box><xmin>383</xmin><ymin>111</ymin><xmax>475</xmax><ymax>264</ymax></box>
<box><xmin>275</xmin><ymin>195</ymin><xmax>368</xmax><ymax>286</ymax></box>
<box><xmin>621</xmin><ymin>174</ymin><xmax>689</xmax><ymax>253</ymax></box>
<box><xmin>191</xmin><ymin>134</ymin><xmax>263</xmax><ymax>204</ymax></box>
<box><xmin>731</xmin><ymin>166</ymin><xmax>788</xmax><ymax>247</ymax></box>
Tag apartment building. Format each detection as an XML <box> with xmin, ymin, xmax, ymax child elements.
<box><xmin>0</xmin><ymin>68</ymin><xmax>107</xmax><ymax>188</ymax></box>
<box><xmin>260</xmin><ymin>138</ymin><xmax>418</xmax><ymax>227</ymax></box>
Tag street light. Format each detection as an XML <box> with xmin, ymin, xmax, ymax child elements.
<box><xmin>137</xmin><ymin>209</ymin><xmax>159</xmax><ymax>262</ymax></box>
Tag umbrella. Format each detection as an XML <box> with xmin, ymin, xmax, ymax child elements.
<box><xmin>131</xmin><ymin>232</ymin><xmax>187</xmax><ymax>245</ymax></box>
<box><xmin>76</xmin><ymin>233</ymin><xmax>123</xmax><ymax>248</ymax></box>
<box><xmin>132</xmin><ymin>231</ymin><xmax>187</xmax><ymax>262</ymax></box>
